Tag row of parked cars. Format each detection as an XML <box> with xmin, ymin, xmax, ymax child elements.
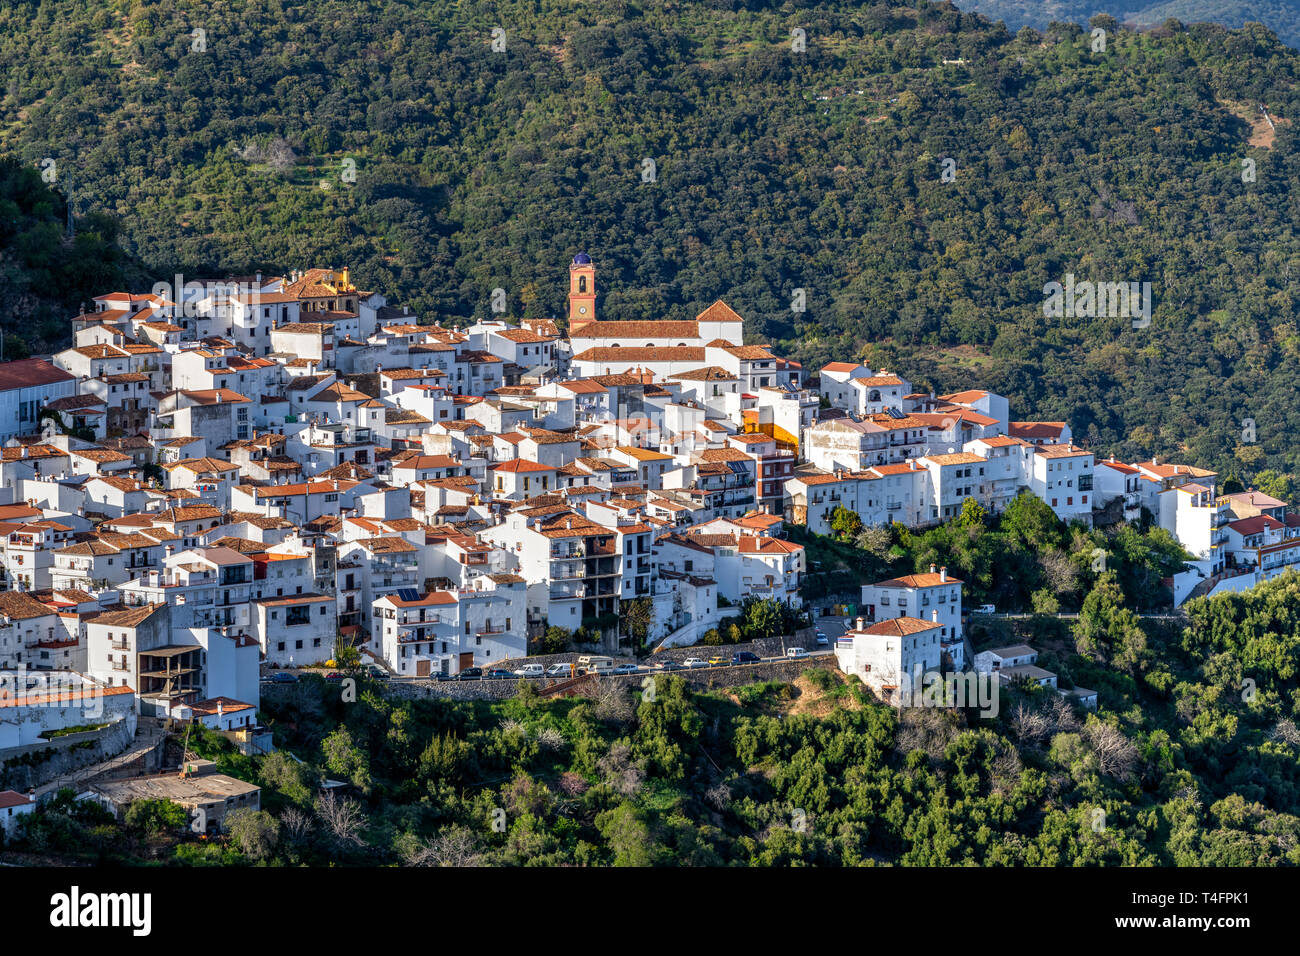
<box><xmin>266</xmin><ymin>646</ymin><xmax>819</xmax><ymax>685</ymax></box>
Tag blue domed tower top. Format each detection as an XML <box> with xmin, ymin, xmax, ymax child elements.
<box><xmin>572</xmin><ymin>252</ymin><xmax>592</xmax><ymax>265</ymax></box>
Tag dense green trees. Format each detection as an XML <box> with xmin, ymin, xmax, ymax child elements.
<box><xmin>0</xmin><ymin>157</ymin><xmax>126</xmax><ymax>355</ymax></box>
<box><xmin>842</xmin><ymin>490</ymin><xmax>1196</xmax><ymax>612</ymax></box>
<box><xmin>964</xmin><ymin>0</ymin><xmax>1300</xmax><ymax>49</ymax></box>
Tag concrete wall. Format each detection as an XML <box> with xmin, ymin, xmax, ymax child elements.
<box><xmin>262</xmin><ymin>654</ymin><xmax>837</xmax><ymax>704</ymax></box>
<box><xmin>0</xmin><ymin>715</ymin><xmax>144</xmax><ymax>792</ymax></box>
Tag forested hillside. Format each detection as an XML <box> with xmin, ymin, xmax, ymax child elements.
<box><xmin>4</xmin><ymin>0</ymin><xmax>1300</xmax><ymax>486</ymax></box>
<box><xmin>0</xmin><ymin>158</ymin><xmax>127</xmax><ymax>357</ymax></box>
<box><xmin>958</xmin><ymin>0</ymin><xmax>1300</xmax><ymax>48</ymax></box>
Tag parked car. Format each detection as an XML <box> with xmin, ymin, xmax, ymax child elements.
<box><xmin>365</xmin><ymin>664</ymin><xmax>390</xmax><ymax>681</ymax></box>
<box><xmin>513</xmin><ymin>663</ymin><xmax>545</xmax><ymax>678</ymax></box>
<box><xmin>786</xmin><ymin>647</ymin><xmax>809</xmax><ymax>659</ymax></box>
<box><xmin>682</xmin><ymin>657</ymin><xmax>709</xmax><ymax>669</ymax></box>
<box><xmin>323</xmin><ymin>671</ymin><xmax>345</xmax><ymax>682</ymax></box>
<box><xmin>650</xmin><ymin>659</ymin><xmax>683</xmax><ymax>671</ymax></box>
<box><xmin>974</xmin><ymin>604</ymin><xmax>996</xmax><ymax>615</ymax></box>
<box><xmin>815</xmin><ymin>635</ymin><xmax>830</xmax><ymax>647</ymax></box>
<box><xmin>485</xmin><ymin>668</ymin><xmax>512</xmax><ymax>680</ymax></box>
<box><xmin>268</xmin><ymin>672</ymin><xmax>299</xmax><ymax>684</ymax></box>
<box><xmin>457</xmin><ymin>667</ymin><xmax>483</xmax><ymax>681</ymax></box>
<box><xmin>435</xmin><ymin>671</ymin><xmax>457</xmax><ymax>682</ymax></box>
<box><xmin>545</xmin><ymin>663</ymin><xmax>573</xmax><ymax>677</ymax></box>
<box><xmin>731</xmin><ymin>651</ymin><xmax>760</xmax><ymax>665</ymax></box>
<box><xmin>612</xmin><ymin>662</ymin><xmax>639</xmax><ymax>675</ymax></box>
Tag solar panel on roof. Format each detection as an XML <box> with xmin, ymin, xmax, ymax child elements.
<box><xmin>887</xmin><ymin>407</ymin><xmax>906</xmax><ymax>419</ymax></box>
<box><xmin>396</xmin><ymin>588</ymin><xmax>421</xmax><ymax>603</ymax></box>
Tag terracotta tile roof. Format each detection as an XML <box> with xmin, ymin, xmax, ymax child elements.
<box><xmin>737</xmin><ymin>536</ymin><xmax>802</xmax><ymax>555</ymax></box>
<box><xmin>694</xmin><ymin>300</ymin><xmax>744</xmax><ymax>325</ymax></box>
<box><xmin>873</xmin><ymin>571</ymin><xmax>964</xmax><ymax>588</ymax></box>
<box><xmin>1132</xmin><ymin>460</ymin><xmax>1215</xmax><ymax>479</ymax></box>
<box><xmin>85</xmin><ymin>602</ymin><xmax>167</xmax><ymax>627</ymax></box>
<box><xmin>1034</xmin><ymin>444</ymin><xmax>1091</xmax><ymax>460</ymax></box>
<box><xmin>70</xmin><ymin>448</ymin><xmax>131</xmax><ymax>463</ymax></box>
<box><xmin>355</xmin><ymin>536</ymin><xmax>418</xmax><ymax>554</ymax></box>
<box><xmin>1228</xmin><ymin>515</ymin><xmax>1283</xmax><ymax>535</ymax></box>
<box><xmin>668</xmin><ymin>366</ymin><xmax>737</xmax><ymax>381</ymax></box>
<box><xmin>277</xmin><ymin>322</ymin><xmax>335</xmax><ymax>334</ymax></box>
<box><xmin>719</xmin><ymin>344</ymin><xmax>777</xmax><ymax>360</ymax></box>
<box><xmin>1</xmin><ymin>444</ymin><xmax>68</xmax><ymax>461</ymax></box>
<box><xmin>495</xmin><ymin>328</ymin><xmax>554</xmax><ymax>344</ymax></box>
<box><xmin>379</xmin><ymin>590</ymin><xmax>456</xmax><ymax>608</ymax></box>
<box><xmin>571</xmin><ymin>320</ymin><xmax>700</xmax><ymax>339</ymax></box>
<box><xmin>557</xmin><ymin>379</ymin><xmax>607</xmax><ymax>394</ymax></box>
<box><xmin>520</xmin><ymin>427</ymin><xmax>577</xmax><ymax>444</ymax></box>
<box><xmin>166</xmin><ymin>456</ymin><xmax>240</xmax><ymax>474</ymax></box>
<box><xmin>394</xmin><ymin>455</ymin><xmax>461</xmax><ymax>470</ymax></box>
<box><xmin>46</xmin><ymin>394</ymin><xmax>107</xmax><ymax>411</ymax></box>
<box><xmin>0</xmin><ymin>591</ymin><xmax>57</xmax><ymax>620</ymax></box>
<box><xmin>861</xmin><ymin>616</ymin><xmax>941</xmax><ymax>636</ymax></box>
<box><xmin>1008</xmin><ymin>421</ymin><xmax>1067</xmax><ymax>441</ymax></box>
<box><xmin>697</xmin><ymin>448</ymin><xmax>752</xmax><ymax>463</ymax></box>
<box><xmin>183</xmin><ymin>388</ymin><xmax>251</xmax><ymax>405</ymax></box>
<box><xmin>490</xmin><ymin>459</ymin><xmax>556</xmax><ymax>473</ymax></box>
<box><xmin>922</xmin><ymin>452</ymin><xmax>987</xmax><ymax>466</ymax></box>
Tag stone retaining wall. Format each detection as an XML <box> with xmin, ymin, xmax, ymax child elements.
<box><xmin>0</xmin><ymin>717</ymin><xmax>139</xmax><ymax>792</ymax></box>
<box><xmin>263</xmin><ymin>656</ymin><xmax>838</xmax><ymax>705</ymax></box>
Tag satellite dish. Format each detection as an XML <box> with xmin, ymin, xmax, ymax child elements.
<box><xmin>947</xmin><ymin>447</ymin><xmax>955</xmax><ymax>454</ymax></box>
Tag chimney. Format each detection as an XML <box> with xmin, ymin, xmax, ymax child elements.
<box><xmin>940</xmin><ymin>566</ymin><xmax>947</xmax><ymax>582</ymax></box>
<box><xmin>929</xmin><ymin>564</ymin><xmax>936</xmax><ymax>575</ymax></box>
<box><xmin>855</xmin><ymin>616</ymin><xmax>865</xmax><ymax>631</ymax></box>
<box><xmin>931</xmin><ymin>609</ymin><xmax>939</xmax><ymax>622</ymax></box>
<box><xmin>217</xmin><ymin>700</ymin><xmax>224</xmax><ymax>719</ymax></box>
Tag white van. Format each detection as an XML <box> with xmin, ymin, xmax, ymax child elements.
<box><xmin>786</xmin><ymin>647</ymin><xmax>809</xmax><ymax>659</ymax></box>
<box><xmin>512</xmin><ymin>663</ymin><xmax>545</xmax><ymax>678</ymax></box>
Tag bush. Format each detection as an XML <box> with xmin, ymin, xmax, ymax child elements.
<box><xmin>124</xmin><ymin>799</ymin><xmax>188</xmax><ymax>836</ymax></box>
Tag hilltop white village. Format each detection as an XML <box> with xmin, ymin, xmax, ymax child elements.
<box><xmin>0</xmin><ymin>253</ymin><xmax>1295</xmax><ymax>826</ymax></box>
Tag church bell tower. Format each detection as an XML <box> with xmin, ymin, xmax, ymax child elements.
<box><xmin>568</xmin><ymin>253</ymin><xmax>596</xmax><ymax>331</ymax></box>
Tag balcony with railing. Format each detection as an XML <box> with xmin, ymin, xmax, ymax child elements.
<box><xmin>550</xmin><ymin>561</ymin><xmax>585</xmax><ymax>579</ymax></box>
